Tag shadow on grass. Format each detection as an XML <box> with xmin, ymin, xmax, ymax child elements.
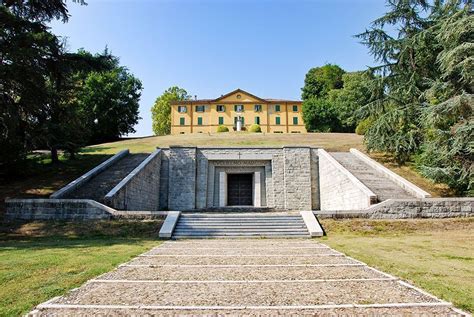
<box><xmin>0</xmin><ymin>220</ymin><xmax>164</xmax><ymax>250</ymax></box>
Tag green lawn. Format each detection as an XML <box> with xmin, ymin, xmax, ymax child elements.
<box><xmin>321</xmin><ymin>218</ymin><xmax>474</xmax><ymax>313</ymax></box>
<box><xmin>0</xmin><ymin>220</ymin><xmax>162</xmax><ymax>316</ymax></box>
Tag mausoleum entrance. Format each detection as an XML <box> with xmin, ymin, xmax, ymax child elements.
<box><xmin>227</xmin><ymin>173</ymin><xmax>253</xmax><ymax>206</ymax></box>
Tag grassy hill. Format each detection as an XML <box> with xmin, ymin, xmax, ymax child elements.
<box><xmin>0</xmin><ymin>133</ymin><xmax>454</xmax><ymax>215</ymax></box>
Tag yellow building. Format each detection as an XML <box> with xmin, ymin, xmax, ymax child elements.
<box><xmin>170</xmin><ymin>89</ymin><xmax>306</xmax><ymax>134</ymax></box>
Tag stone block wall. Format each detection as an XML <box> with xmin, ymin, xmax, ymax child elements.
<box><xmin>315</xmin><ymin>198</ymin><xmax>474</xmax><ymax>219</ymax></box>
<box><xmin>283</xmin><ymin>147</ymin><xmax>312</xmax><ymax>210</ymax></box>
<box><xmin>5</xmin><ymin>199</ymin><xmax>115</xmax><ymax>220</ymax></box>
<box><xmin>318</xmin><ymin>149</ymin><xmax>376</xmax><ymax>211</ymax></box>
<box><xmin>104</xmin><ymin>149</ymin><xmax>162</xmax><ymax>211</ymax></box>
<box><xmin>168</xmin><ymin>147</ymin><xmax>197</xmax><ymax>210</ymax></box>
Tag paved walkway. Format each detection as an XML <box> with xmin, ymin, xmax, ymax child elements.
<box><xmin>30</xmin><ymin>239</ymin><xmax>466</xmax><ymax>316</ymax></box>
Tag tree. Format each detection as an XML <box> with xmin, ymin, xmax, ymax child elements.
<box><xmin>301</xmin><ymin>64</ymin><xmax>345</xmax><ymax>100</ymax></box>
<box><xmin>416</xmin><ymin>6</ymin><xmax>473</xmax><ymax>195</ymax></box>
<box><xmin>302</xmin><ymin>98</ymin><xmax>339</xmax><ymax>132</ymax></box>
<box><xmin>328</xmin><ymin>71</ymin><xmax>374</xmax><ymax>131</ymax></box>
<box><xmin>356</xmin><ymin>0</ymin><xmax>473</xmax><ymax>194</ymax></box>
<box><xmin>78</xmin><ymin>67</ymin><xmax>142</xmax><ymax>144</ymax></box>
<box><xmin>151</xmin><ymin>86</ymin><xmax>190</xmax><ymax>135</ymax></box>
<box><xmin>0</xmin><ymin>5</ymin><xmax>61</xmax><ymax>168</ymax></box>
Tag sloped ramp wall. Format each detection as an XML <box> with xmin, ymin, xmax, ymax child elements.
<box><xmin>104</xmin><ymin>149</ymin><xmax>162</xmax><ymax>211</ymax></box>
<box><xmin>318</xmin><ymin>149</ymin><xmax>377</xmax><ymax>211</ymax></box>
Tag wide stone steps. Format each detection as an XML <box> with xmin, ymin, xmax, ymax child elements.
<box><xmin>172</xmin><ymin>213</ymin><xmax>310</xmax><ymax>239</ymax></box>
<box><xmin>329</xmin><ymin>152</ymin><xmax>414</xmax><ymax>202</ymax></box>
<box><xmin>63</xmin><ymin>153</ymin><xmax>149</xmax><ymax>203</ymax></box>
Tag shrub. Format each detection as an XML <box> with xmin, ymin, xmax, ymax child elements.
<box><xmin>217</xmin><ymin>125</ymin><xmax>229</xmax><ymax>132</ymax></box>
<box><xmin>355</xmin><ymin>117</ymin><xmax>374</xmax><ymax>135</ymax></box>
<box><xmin>249</xmin><ymin>124</ymin><xmax>261</xmax><ymax>133</ymax></box>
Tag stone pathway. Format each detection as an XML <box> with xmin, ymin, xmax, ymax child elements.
<box><xmin>30</xmin><ymin>240</ymin><xmax>467</xmax><ymax>316</ymax></box>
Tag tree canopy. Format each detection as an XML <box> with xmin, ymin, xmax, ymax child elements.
<box><xmin>1</xmin><ymin>1</ymin><xmax>142</xmax><ymax>172</ymax></box>
<box><xmin>356</xmin><ymin>0</ymin><xmax>473</xmax><ymax>194</ymax></box>
<box><xmin>301</xmin><ymin>64</ymin><xmax>345</xmax><ymax>100</ymax></box>
<box><xmin>151</xmin><ymin>87</ymin><xmax>191</xmax><ymax>135</ymax></box>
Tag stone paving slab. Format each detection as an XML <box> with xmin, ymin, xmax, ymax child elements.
<box><xmin>31</xmin><ymin>306</ymin><xmax>464</xmax><ymax>317</ymax></box>
<box><xmin>128</xmin><ymin>254</ymin><xmax>354</xmax><ymax>266</ymax></box>
<box><xmin>29</xmin><ymin>239</ymin><xmax>468</xmax><ymax>316</ymax></box>
<box><xmin>52</xmin><ymin>280</ymin><xmax>437</xmax><ymax>306</ymax></box>
<box><xmin>144</xmin><ymin>246</ymin><xmax>338</xmax><ymax>256</ymax></box>
<box><xmin>99</xmin><ymin>265</ymin><xmax>386</xmax><ymax>281</ymax></box>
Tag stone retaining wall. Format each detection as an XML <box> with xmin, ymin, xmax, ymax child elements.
<box><xmin>318</xmin><ymin>149</ymin><xmax>377</xmax><ymax>211</ymax></box>
<box><xmin>5</xmin><ymin>199</ymin><xmax>115</xmax><ymax>220</ymax></box>
<box><xmin>315</xmin><ymin>198</ymin><xmax>474</xmax><ymax>219</ymax></box>
<box><xmin>104</xmin><ymin>149</ymin><xmax>162</xmax><ymax>210</ymax></box>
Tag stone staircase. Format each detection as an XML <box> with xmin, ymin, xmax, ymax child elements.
<box><xmin>329</xmin><ymin>152</ymin><xmax>414</xmax><ymax>202</ymax></box>
<box><xmin>64</xmin><ymin>153</ymin><xmax>149</xmax><ymax>203</ymax></box>
<box><xmin>172</xmin><ymin>213</ymin><xmax>311</xmax><ymax>239</ymax></box>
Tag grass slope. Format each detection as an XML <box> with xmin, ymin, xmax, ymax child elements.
<box><xmin>322</xmin><ymin>218</ymin><xmax>474</xmax><ymax>313</ymax></box>
<box><xmin>0</xmin><ymin>220</ymin><xmax>162</xmax><ymax>316</ymax></box>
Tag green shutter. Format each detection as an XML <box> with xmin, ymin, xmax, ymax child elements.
<box><xmin>293</xmin><ymin>105</ymin><xmax>298</xmax><ymax>112</ymax></box>
<box><xmin>255</xmin><ymin>116</ymin><xmax>260</xmax><ymax>124</ymax></box>
<box><xmin>234</xmin><ymin>105</ymin><xmax>238</xmax><ymax>111</ymax></box>
<box><xmin>275</xmin><ymin>105</ymin><xmax>280</xmax><ymax>112</ymax></box>
<box><xmin>198</xmin><ymin>117</ymin><xmax>203</xmax><ymax>125</ymax></box>
<box><xmin>218</xmin><ymin>117</ymin><xmax>224</xmax><ymax>125</ymax></box>
<box><xmin>293</xmin><ymin>117</ymin><xmax>298</xmax><ymax>125</ymax></box>
<box><xmin>180</xmin><ymin>117</ymin><xmax>185</xmax><ymax>126</ymax></box>
<box><xmin>276</xmin><ymin>117</ymin><xmax>281</xmax><ymax>125</ymax></box>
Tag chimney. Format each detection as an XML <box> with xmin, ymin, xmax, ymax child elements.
<box><xmin>194</xmin><ymin>95</ymin><xmax>197</xmax><ymax>100</ymax></box>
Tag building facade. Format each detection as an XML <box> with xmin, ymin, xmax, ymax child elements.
<box><xmin>170</xmin><ymin>89</ymin><xmax>306</xmax><ymax>134</ymax></box>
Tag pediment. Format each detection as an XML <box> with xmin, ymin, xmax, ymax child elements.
<box><xmin>214</xmin><ymin>89</ymin><xmax>267</xmax><ymax>103</ymax></box>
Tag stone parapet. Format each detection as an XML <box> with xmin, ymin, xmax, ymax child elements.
<box><xmin>104</xmin><ymin>149</ymin><xmax>162</xmax><ymax>210</ymax></box>
<box><xmin>314</xmin><ymin>198</ymin><xmax>474</xmax><ymax>219</ymax></box>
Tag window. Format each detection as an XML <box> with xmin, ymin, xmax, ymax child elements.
<box><xmin>293</xmin><ymin>117</ymin><xmax>298</xmax><ymax>125</ymax></box>
<box><xmin>293</xmin><ymin>105</ymin><xmax>298</xmax><ymax>112</ymax></box>
<box><xmin>254</xmin><ymin>104</ymin><xmax>262</xmax><ymax>112</ymax></box>
<box><xmin>234</xmin><ymin>104</ymin><xmax>244</xmax><ymax>112</ymax></box>
<box><xmin>275</xmin><ymin>105</ymin><xmax>281</xmax><ymax>112</ymax></box>
<box><xmin>179</xmin><ymin>117</ymin><xmax>185</xmax><ymax>125</ymax></box>
<box><xmin>197</xmin><ymin>117</ymin><xmax>203</xmax><ymax>125</ymax></box>
<box><xmin>195</xmin><ymin>105</ymin><xmax>205</xmax><ymax>112</ymax></box>
<box><xmin>178</xmin><ymin>106</ymin><xmax>187</xmax><ymax>113</ymax></box>
<box><xmin>275</xmin><ymin>117</ymin><xmax>281</xmax><ymax>125</ymax></box>
<box><xmin>218</xmin><ymin>117</ymin><xmax>224</xmax><ymax>125</ymax></box>
<box><xmin>255</xmin><ymin>116</ymin><xmax>260</xmax><ymax>124</ymax></box>
<box><xmin>216</xmin><ymin>105</ymin><xmax>225</xmax><ymax>112</ymax></box>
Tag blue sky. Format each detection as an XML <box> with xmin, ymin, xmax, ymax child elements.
<box><xmin>50</xmin><ymin>0</ymin><xmax>387</xmax><ymax>137</ymax></box>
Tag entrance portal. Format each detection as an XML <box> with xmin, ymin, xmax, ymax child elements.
<box><xmin>227</xmin><ymin>174</ymin><xmax>253</xmax><ymax>206</ymax></box>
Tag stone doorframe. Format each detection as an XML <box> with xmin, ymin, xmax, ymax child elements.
<box><xmin>208</xmin><ymin>161</ymin><xmax>269</xmax><ymax>208</ymax></box>
<box><xmin>218</xmin><ymin>171</ymin><xmax>262</xmax><ymax>207</ymax></box>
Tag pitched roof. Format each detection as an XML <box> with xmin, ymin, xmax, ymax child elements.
<box><xmin>170</xmin><ymin>88</ymin><xmax>301</xmax><ymax>104</ymax></box>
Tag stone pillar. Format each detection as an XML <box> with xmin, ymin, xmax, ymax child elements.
<box><xmin>219</xmin><ymin>172</ymin><xmax>227</xmax><ymax>207</ymax></box>
<box><xmin>254</xmin><ymin>171</ymin><xmax>261</xmax><ymax>207</ymax></box>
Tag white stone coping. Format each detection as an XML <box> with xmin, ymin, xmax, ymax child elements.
<box><xmin>318</xmin><ymin>149</ymin><xmax>377</xmax><ymax>204</ymax></box>
<box><xmin>350</xmin><ymin>148</ymin><xmax>431</xmax><ymax>198</ymax></box>
<box><xmin>300</xmin><ymin>210</ymin><xmax>324</xmax><ymax>237</ymax></box>
<box><xmin>159</xmin><ymin>211</ymin><xmax>181</xmax><ymax>239</ymax></box>
<box><xmin>50</xmin><ymin>149</ymin><xmax>129</xmax><ymax>199</ymax></box>
<box><xmin>104</xmin><ymin>149</ymin><xmax>161</xmax><ymax>201</ymax></box>
<box><xmin>204</xmin><ymin>153</ymin><xmax>274</xmax><ymax>160</ymax></box>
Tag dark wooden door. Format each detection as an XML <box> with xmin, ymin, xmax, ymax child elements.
<box><xmin>227</xmin><ymin>174</ymin><xmax>253</xmax><ymax>206</ymax></box>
